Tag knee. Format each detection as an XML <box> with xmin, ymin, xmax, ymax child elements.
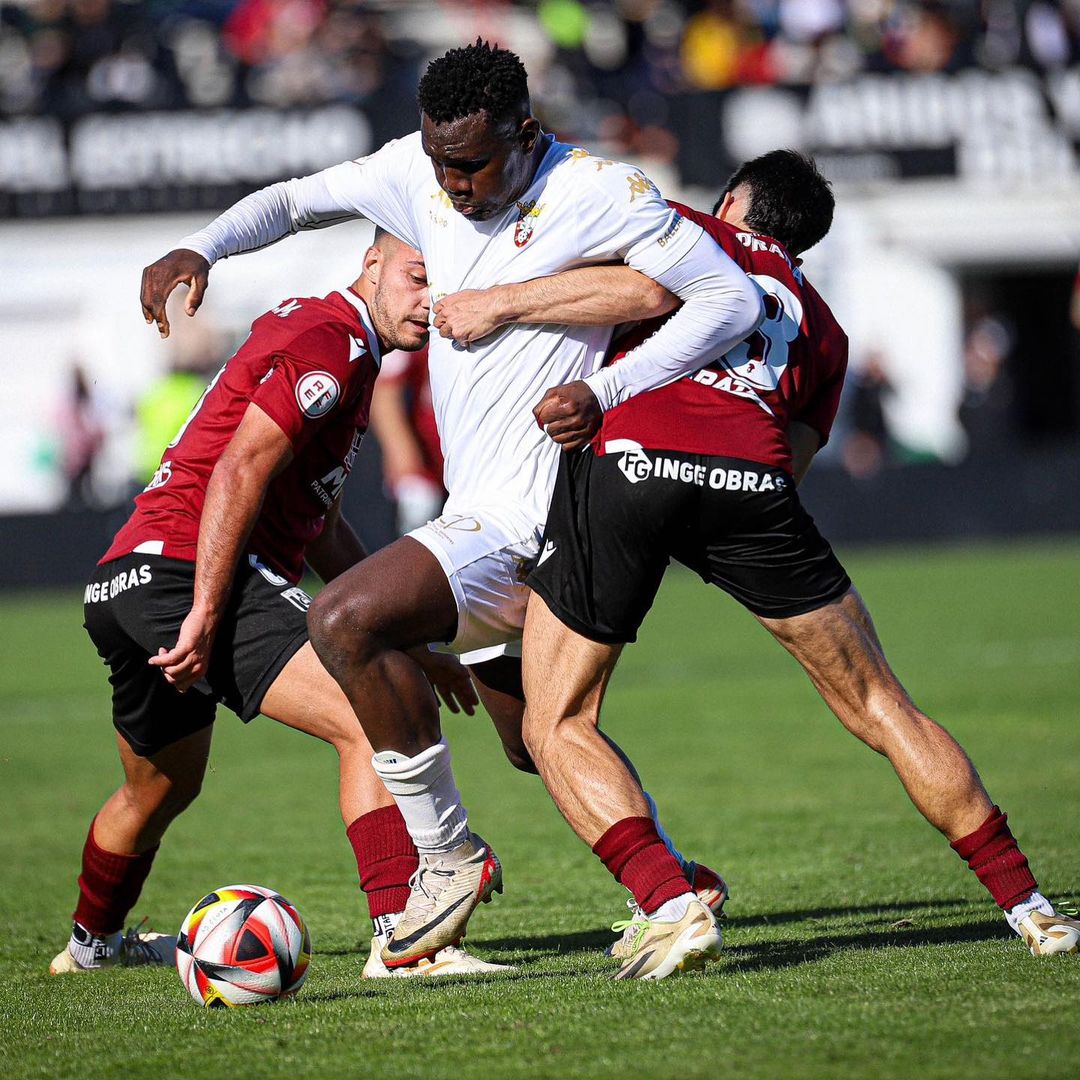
<box><xmin>308</xmin><ymin>587</ymin><xmax>376</xmax><ymax>669</ymax></box>
<box><xmin>122</xmin><ymin>770</ymin><xmax>203</xmax><ymax>824</ymax></box>
<box><xmin>522</xmin><ymin>707</ymin><xmax>578</xmax><ymax>762</ymax></box>
<box><xmin>502</xmin><ymin>741</ymin><xmax>539</xmax><ymax>774</ymax></box>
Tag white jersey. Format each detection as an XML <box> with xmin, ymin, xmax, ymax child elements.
<box><xmin>180</xmin><ymin>131</ymin><xmax>762</xmax><ymax>532</ymax></box>
<box><xmin>317</xmin><ymin>134</ymin><xmax>702</xmax><ymax>528</ymax></box>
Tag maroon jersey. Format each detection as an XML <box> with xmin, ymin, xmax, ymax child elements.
<box><xmin>103</xmin><ymin>289</ymin><xmax>381</xmax><ymax>583</ymax></box>
<box><xmin>598</xmin><ymin>204</ymin><xmax>848</xmax><ymax>472</ymax></box>
<box><xmin>379</xmin><ymin>343</ymin><xmax>444</xmax><ymax>488</ymax></box>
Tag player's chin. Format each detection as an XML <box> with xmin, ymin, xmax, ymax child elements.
<box><xmin>397</xmin><ymin>323</ymin><xmax>430</xmax><ymax>351</ymax></box>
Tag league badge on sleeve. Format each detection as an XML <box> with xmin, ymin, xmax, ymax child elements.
<box><xmin>295</xmin><ymin>371</ymin><xmax>340</xmax><ymax>418</ymax></box>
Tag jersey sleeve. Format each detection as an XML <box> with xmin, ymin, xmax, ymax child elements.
<box><xmin>177</xmin><ymin>134</ymin><xmax>424</xmax><ymax>264</ymax></box>
<box><xmin>572</xmin><ymin>160</ymin><xmax>704</xmax><ymax>280</ymax></box>
<box><xmin>250</xmin><ymin>321</ymin><xmax>366</xmax><ymax>449</ymax></box>
<box><xmin>793</xmin><ymin>322</ymin><xmax>849</xmax><ymax>447</ymax></box>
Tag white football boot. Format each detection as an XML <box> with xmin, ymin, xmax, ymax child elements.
<box><xmin>612</xmin><ymin>897</ymin><xmax>722</xmax><ymax>980</ymax></box>
<box><xmin>362</xmin><ymin>937</ymin><xmax>513</xmax><ymax>978</ymax></box>
<box><xmin>608</xmin><ymin>862</ymin><xmax>728</xmax><ymax>960</ymax></box>
<box><xmin>1015</xmin><ymin>910</ymin><xmax>1080</xmax><ymax>956</ymax></box>
<box><xmin>49</xmin><ymin>920</ymin><xmax>177</xmax><ymax>974</ymax></box>
<box><xmin>379</xmin><ymin>834</ymin><xmax>502</xmax><ymax>968</ymax></box>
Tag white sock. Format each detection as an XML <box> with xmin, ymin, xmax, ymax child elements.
<box><xmin>372</xmin><ymin>911</ymin><xmax>402</xmax><ymax>947</ymax></box>
<box><xmin>643</xmin><ymin>789</ymin><xmax>688</xmax><ymax>869</ymax></box>
<box><xmin>1004</xmin><ymin>891</ymin><xmax>1054</xmax><ymax>934</ymax></box>
<box><xmin>68</xmin><ymin>922</ymin><xmax>122</xmax><ymax>969</ymax></box>
<box><xmin>371</xmin><ymin>738</ymin><xmax>469</xmax><ymax>855</ymax></box>
<box><xmin>649</xmin><ymin>892</ymin><xmax>695</xmax><ymax>923</ymax></box>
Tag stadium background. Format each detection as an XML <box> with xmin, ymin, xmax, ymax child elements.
<box><xmin>1</xmin><ymin>0</ymin><xmax>1079</xmax><ymax>585</ymax></box>
<box><xmin>2</xmin><ymin>7</ymin><xmax>1080</xmax><ymax>1077</ymax></box>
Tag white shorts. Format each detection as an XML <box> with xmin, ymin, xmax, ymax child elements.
<box><xmin>408</xmin><ymin>509</ymin><xmax>543</xmax><ymax>666</ymax></box>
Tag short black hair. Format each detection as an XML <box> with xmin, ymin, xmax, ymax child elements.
<box><xmin>417</xmin><ymin>38</ymin><xmax>530</xmax><ymax>132</ymax></box>
<box><xmin>714</xmin><ymin>150</ymin><xmax>834</xmax><ymax>256</ymax></box>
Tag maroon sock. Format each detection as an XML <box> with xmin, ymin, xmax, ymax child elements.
<box><xmin>593</xmin><ymin>816</ymin><xmax>691</xmax><ymax>915</ymax></box>
<box><xmin>346</xmin><ymin>805</ymin><xmax>418</xmax><ymax>920</ymax></box>
<box><xmin>950</xmin><ymin>806</ymin><xmax>1038</xmax><ymax>911</ymax></box>
<box><xmin>72</xmin><ymin>818</ymin><xmax>159</xmax><ymax>935</ymax></box>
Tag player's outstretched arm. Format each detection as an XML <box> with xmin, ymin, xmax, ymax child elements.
<box><xmin>433</xmin><ymin>267</ymin><xmax>676</xmax><ymax>344</ymax></box>
<box><xmin>140</xmin><ymin>138</ymin><xmax>423</xmax><ymax>337</ymax></box>
<box><xmin>149</xmin><ymin>404</ymin><xmax>293</xmax><ymax>691</ymax></box>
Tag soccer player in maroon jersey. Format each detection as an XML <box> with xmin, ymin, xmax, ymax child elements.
<box><xmin>440</xmin><ymin>151</ymin><xmax>1080</xmax><ymax>977</ymax></box>
<box><xmin>50</xmin><ymin>230</ymin><xmax>507</xmax><ymax>979</ymax></box>
<box><xmin>522</xmin><ymin>153</ymin><xmax>1080</xmax><ymax>976</ymax></box>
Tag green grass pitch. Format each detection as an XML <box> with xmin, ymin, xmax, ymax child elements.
<box><xmin>1</xmin><ymin>539</ymin><xmax>1078</xmax><ymax>1079</ymax></box>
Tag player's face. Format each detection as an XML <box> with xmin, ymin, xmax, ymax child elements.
<box><xmin>420</xmin><ymin>111</ymin><xmax>541</xmax><ymax>222</ymax></box>
<box><xmin>371</xmin><ymin>242</ymin><xmax>430</xmax><ymax>352</ymax></box>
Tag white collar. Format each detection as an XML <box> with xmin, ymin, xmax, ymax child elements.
<box><xmin>338</xmin><ymin>289</ymin><xmax>383</xmax><ymax>370</ymax></box>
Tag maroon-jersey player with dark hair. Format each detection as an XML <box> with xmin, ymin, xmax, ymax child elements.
<box><xmin>51</xmin><ymin>230</ymin><xmax>507</xmax><ymax>980</ymax></box>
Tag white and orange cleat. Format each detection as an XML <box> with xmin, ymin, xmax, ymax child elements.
<box><xmin>380</xmin><ymin>834</ymin><xmax>502</xmax><ymax>969</ymax></box>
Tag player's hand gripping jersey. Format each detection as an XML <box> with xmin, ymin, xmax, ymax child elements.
<box><xmin>177</xmin><ymin>134</ymin><xmax>761</xmax><ymax>532</ymax></box>
<box><xmin>598</xmin><ymin>204</ymin><xmax>849</xmax><ymax>472</ymax></box>
<box><xmin>104</xmin><ymin>289</ymin><xmax>382</xmax><ymax>582</ymax></box>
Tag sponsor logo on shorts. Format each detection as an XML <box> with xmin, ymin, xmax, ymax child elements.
<box><xmin>436</xmin><ymin>514</ymin><xmax>483</xmax><ymax>533</ymax></box>
<box><xmin>537</xmin><ymin>540</ymin><xmax>557</xmax><ymax>566</ymax></box>
<box><xmin>295</xmin><ymin>371</ymin><xmax>340</xmax><ymax>418</ymax></box>
<box><xmin>84</xmin><ymin>564</ymin><xmax>152</xmax><ymax>604</ymax></box>
<box><xmin>612</xmin><ymin>441</ymin><xmax>788</xmax><ymax>493</ymax></box>
<box><xmin>280</xmin><ymin>586</ymin><xmax>312</xmax><ymax>611</ymax></box>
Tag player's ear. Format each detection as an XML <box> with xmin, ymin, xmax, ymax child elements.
<box><xmin>714</xmin><ymin>191</ymin><xmax>736</xmax><ymax>222</ymax></box>
<box><xmin>362</xmin><ymin>245</ymin><xmax>381</xmax><ymax>285</ymax></box>
<box><xmin>519</xmin><ymin>116</ymin><xmax>541</xmax><ymax>152</ymax></box>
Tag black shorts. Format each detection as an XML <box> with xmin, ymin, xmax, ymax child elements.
<box><xmin>83</xmin><ymin>554</ymin><xmax>312</xmax><ymax>758</ymax></box>
<box><xmin>528</xmin><ymin>447</ymin><xmax>851</xmax><ymax>644</ymax></box>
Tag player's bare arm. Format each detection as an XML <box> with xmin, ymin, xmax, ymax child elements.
<box><xmin>433</xmin><ymin>266</ymin><xmax>676</xmax><ymax>345</ymax></box>
<box><xmin>304</xmin><ymin>499</ymin><xmax>367</xmax><ymax>583</ymax></box>
<box><xmin>141</xmin><ymin>249</ymin><xmax>211</xmax><ymax>338</ymax></box>
<box><xmin>150</xmin><ymin>403</ymin><xmax>292</xmax><ymax>691</ymax></box>
<box><xmin>789</xmin><ymin>421</ymin><xmax>822</xmax><ymax>485</ymax></box>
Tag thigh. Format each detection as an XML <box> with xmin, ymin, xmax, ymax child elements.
<box><xmin>313</xmin><ymin>534</ymin><xmax>458</xmax><ymax>650</ymax></box>
<box><xmin>469</xmin><ymin>656</ymin><xmax>531</xmax><ymax>770</ymax></box>
<box><xmin>677</xmin><ymin>461</ymin><xmax>851</xmax><ymax>619</ymax></box>
<box><xmin>116</xmin><ymin>724</ymin><xmax>213</xmax><ymax>795</ymax></box>
<box><xmin>527</xmin><ymin>446</ymin><xmax>681</xmax><ymax>645</ymax></box>
<box><xmin>84</xmin><ymin>556</ymin><xmax>217</xmax><ymax>758</ymax></box>
<box><xmin>409</xmin><ymin>510</ymin><xmax>541</xmax><ymax>661</ymax></box>
<box><xmin>521</xmin><ymin>590</ymin><xmax>624</xmax><ymax>727</ymax></box>
<box><xmin>259</xmin><ymin>640</ymin><xmax>368</xmax><ymax>747</ymax></box>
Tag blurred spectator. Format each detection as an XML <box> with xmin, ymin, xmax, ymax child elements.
<box><xmin>135</xmin><ymin>320</ymin><xmax>221</xmax><ymax>486</ymax></box>
<box><xmin>55</xmin><ymin>362</ymin><xmax>105</xmax><ymax>508</ymax></box>
<box><xmin>369</xmin><ymin>344</ymin><xmax>445</xmax><ymax>535</ymax></box>
<box><xmin>5</xmin><ymin>0</ymin><xmax>1079</xmax><ymax>126</ymax></box>
<box><xmin>840</xmin><ymin>352</ymin><xmax>891</xmax><ymax>478</ymax></box>
<box><xmin>959</xmin><ymin>304</ymin><xmax>1015</xmax><ymax>456</ymax></box>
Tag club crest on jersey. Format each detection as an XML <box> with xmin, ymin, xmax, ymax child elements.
<box><xmin>295</xmin><ymin>371</ymin><xmax>340</xmax><ymax>418</ymax></box>
<box><xmin>514</xmin><ymin>200</ymin><xmax>545</xmax><ymax>247</ymax></box>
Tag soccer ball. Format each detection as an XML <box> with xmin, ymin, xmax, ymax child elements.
<box><xmin>176</xmin><ymin>884</ymin><xmax>311</xmax><ymax>1007</ymax></box>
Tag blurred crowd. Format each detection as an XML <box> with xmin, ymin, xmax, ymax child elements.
<box><xmin>2</xmin><ymin>0</ymin><xmax>1080</xmax><ymax>123</ymax></box>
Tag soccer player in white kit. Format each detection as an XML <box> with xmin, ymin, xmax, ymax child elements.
<box><xmin>140</xmin><ymin>41</ymin><xmax>763</xmax><ymax>968</ymax></box>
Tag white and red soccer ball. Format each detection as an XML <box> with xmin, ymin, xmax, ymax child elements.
<box><xmin>176</xmin><ymin>884</ymin><xmax>310</xmax><ymax>1007</ymax></box>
